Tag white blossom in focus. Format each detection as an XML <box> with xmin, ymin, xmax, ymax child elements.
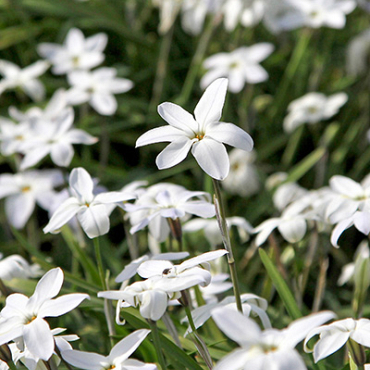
<box><xmin>212</xmin><ymin>308</ymin><xmax>335</xmax><ymax>370</ymax></box>
<box><xmin>283</xmin><ymin>92</ymin><xmax>348</xmax><ymax>133</ymax></box>
<box><xmin>201</xmin><ymin>45</ymin><xmax>274</xmax><ymax>93</ymax></box>
<box><xmin>136</xmin><ymin>78</ymin><xmax>254</xmax><ymax>180</ymax></box>
<box><xmin>62</xmin><ymin>329</ymin><xmax>156</xmax><ymax>370</ymax></box>
<box><xmin>0</xmin><ymin>268</ymin><xmax>89</xmax><ymax>361</ymax></box>
<box><xmin>0</xmin><ymin>60</ymin><xmax>49</xmax><ymax>101</ymax></box>
<box><xmin>43</xmin><ymin>167</ymin><xmax>136</xmax><ymax>238</ymax></box>
<box><xmin>38</xmin><ymin>28</ymin><xmax>107</xmax><ymax>75</ymax></box>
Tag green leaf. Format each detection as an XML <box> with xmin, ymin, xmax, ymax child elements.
<box><xmin>259</xmin><ymin>248</ymin><xmax>302</xmax><ymax>320</ymax></box>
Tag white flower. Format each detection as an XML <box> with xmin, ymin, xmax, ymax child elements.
<box><xmin>37</xmin><ymin>28</ymin><xmax>107</xmax><ymax>75</ymax></box>
<box><xmin>0</xmin><ymin>268</ymin><xmax>89</xmax><ymax>361</ymax></box>
<box><xmin>18</xmin><ymin>107</ymin><xmax>98</xmax><ymax>170</ymax></box>
<box><xmin>263</xmin><ymin>0</ymin><xmax>356</xmax><ymax>33</ymax></box>
<box><xmin>0</xmin><ymin>170</ymin><xmax>64</xmax><ymax>229</ymax></box>
<box><xmin>0</xmin><ymin>254</ymin><xmax>41</xmax><ymax>281</ymax></box>
<box><xmin>99</xmin><ymin>250</ymin><xmax>228</xmax><ymax>321</ymax></box>
<box><xmin>212</xmin><ymin>308</ymin><xmax>335</xmax><ymax>370</ymax></box>
<box><xmin>346</xmin><ymin>29</ymin><xmax>370</xmax><ymax>77</ymax></box>
<box><xmin>43</xmin><ymin>167</ymin><xmax>136</xmax><ymax>238</ymax></box>
<box><xmin>136</xmin><ymin>78</ymin><xmax>253</xmax><ymax>180</ymax></box>
<box><xmin>184</xmin><ymin>293</ymin><xmax>271</xmax><ymax>335</ymax></box>
<box><xmin>0</xmin><ymin>60</ymin><xmax>49</xmax><ymax>101</ymax></box>
<box><xmin>272</xmin><ymin>181</ymin><xmax>308</xmax><ymax>211</ymax></box>
<box><xmin>127</xmin><ymin>186</ymin><xmax>215</xmax><ymax>235</ymax></box>
<box><xmin>183</xmin><ymin>216</ymin><xmax>253</xmax><ymax>247</ymax></box>
<box><xmin>283</xmin><ymin>92</ymin><xmax>348</xmax><ymax>133</ymax></box>
<box><xmin>115</xmin><ymin>252</ymin><xmax>189</xmax><ymax>283</ymax></box>
<box><xmin>66</xmin><ymin>67</ymin><xmax>133</xmax><ymax>116</ymax></box>
<box><xmin>62</xmin><ymin>329</ymin><xmax>156</xmax><ymax>370</ymax></box>
<box><xmin>125</xmin><ymin>183</ymin><xmax>214</xmax><ymax>242</ymax></box>
<box><xmin>152</xmin><ymin>0</ymin><xmax>183</xmax><ymax>34</ymax></box>
<box><xmin>304</xmin><ymin>318</ymin><xmax>370</xmax><ymax>362</ymax></box>
<box><xmin>222</xmin><ymin>149</ymin><xmax>260</xmax><ymax>196</ymax></box>
<box><xmin>201</xmin><ymin>45</ymin><xmax>273</xmax><ymax>93</ymax></box>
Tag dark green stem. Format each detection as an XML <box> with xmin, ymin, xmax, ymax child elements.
<box><xmin>211</xmin><ymin>178</ymin><xmax>243</xmax><ymax>312</ymax></box>
<box><xmin>148</xmin><ymin>319</ymin><xmax>167</xmax><ymax>370</ymax></box>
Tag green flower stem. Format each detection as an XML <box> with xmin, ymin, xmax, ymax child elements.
<box><xmin>93</xmin><ymin>237</ymin><xmax>115</xmax><ymax>346</ymax></box>
<box><xmin>180</xmin><ymin>291</ymin><xmax>213</xmax><ymax>370</ymax></box>
<box><xmin>149</xmin><ymin>24</ymin><xmax>174</xmax><ymax>112</ymax></box>
<box><xmin>176</xmin><ymin>13</ymin><xmax>221</xmax><ymax>106</ymax></box>
<box><xmin>147</xmin><ymin>319</ymin><xmax>167</xmax><ymax>370</ymax></box>
<box><xmin>167</xmin><ymin>217</ymin><xmax>183</xmax><ymax>251</ymax></box>
<box><xmin>211</xmin><ymin>178</ymin><xmax>243</xmax><ymax>312</ymax></box>
<box><xmin>348</xmin><ymin>339</ymin><xmax>366</xmax><ymax>370</ymax></box>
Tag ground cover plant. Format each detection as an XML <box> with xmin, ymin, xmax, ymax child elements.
<box><xmin>1</xmin><ymin>0</ymin><xmax>370</xmax><ymax>369</ymax></box>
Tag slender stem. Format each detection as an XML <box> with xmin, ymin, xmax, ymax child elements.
<box><xmin>149</xmin><ymin>24</ymin><xmax>174</xmax><ymax>112</ymax></box>
<box><xmin>148</xmin><ymin>319</ymin><xmax>167</xmax><ymax>370</ymax></box>
<box><xmin>175</xmin><ymin>12</ymin><xmax>221</xmax><ymax>106</ymax></box>
<box><xmin>211</xmin><ymin>178</ymin><xmax>243</xmax><ymax>312</ymax></box>
<box><xmin>93</xmin><ymin>237</ymin><xmax>115</xmax><ymax>346</ymax></box>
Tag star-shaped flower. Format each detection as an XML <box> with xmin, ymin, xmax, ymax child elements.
<box><xmin>136</xmin><ymin>78</ymin><xmax>253</xmax><ymax>180</ymax></box>
<box><xmin>0</xmin><ymin>268</ymin><xmax>89</xmax><ymax>361</ymax></box>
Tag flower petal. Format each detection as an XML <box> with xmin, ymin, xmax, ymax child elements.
<box><xmin>39</xmin><ymin>293</ymin><xmax>89</xmax><ymax>318</ymax></box>
<box><xmin>194</xmin><ymin>78</ymin><xmax>228</xmax><ymax>126</ymax></box>
<box><xmin>156</xmin><ymin>137</ymin><xmax>193</xmax><ymax>169</ymax></box>
<box><xmin>77</xmin><ymin>204</ymin><xmax>110</xmax><ymax>238</ymax></box>
<box><xmin>62</xmin><ymin>349</ymin><xmax>106</xmax><ymax>370</ymax></box>
<box><xmin>191</xmin><ymin>138</ymin><xmax>229</xmax><ymax>180</ymax></box>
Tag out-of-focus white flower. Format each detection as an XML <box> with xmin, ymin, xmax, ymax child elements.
<box><xmin>0</xmin><ymin>60</ymin><xmax>49</xmax><ymax>101</ymax></box>
<box><xmin>183</xmin><ymin>216</ymin><xmax>253</xmax><ymax>247</ymax></box>
<box><xmin>38</xmin><ymin>28</ymin><xmax>107</xmax><ymax>75</ymax></box>
<box><xmin>201</xmin><ymin>45</ymin><xmax>273</xmax><ymax>93</ymax></box>
<box><xmin>99</xmin><ymin>250</ymin><xmax>228</xmax><ymax>321</ymax></box>
<box><xmin>184</xmin><ymin>293</ymin><xmax>270</xmax><ymax>335</ymax></box>
<box><xmin>43</xmin><ymin>167</ymin><xmax>136</xmax><ymax>239</ymax></box>
<box><xmin>346</xmin><ymin>29</ymin><xmax>370</xmax><ymax>77</ymax></box>
<box><xmin>152</xmin><ymin>0</ymin><xmax>183</xmax><ymax>34</ymax></box>
<box><xmin>338</xmin><ymin>241</ymin><xmax>370</xmax><ymax>287</ymax></box>
<box><xmin>126</xmin><ymin>186</ymin><xmax>215</xmax><ymax>235</ymax></box>
<box><xmin>283</xmin><ymin>92</ymin><xmax>348</xmax><ymax>133</ymax></box>
<box><xmin>136</xmin><ymin>78</ymin><xmax>253</xmax><ymax>180</ymax></box>
<box><xmin>18</xmin><ymin>107</ymin><xmax>98</xmax><ymax>170</ymax></box>
<box><xmin>66</xmin><ymin>67</ymin><xmax>133</xmax><ymax>116</ymax></box>
<box><xmin>0</xmin><ymin>170</ymin><xmax>64</xmax><ymax>229</ymax></box>
<box><xmin>62</xmin><ymin>329</ymin><xmax>156</xmax><ymax>370</ymax></box>
<box><xmin>222</xmin><ymin>149</ymin><xmax>260</xmax><ymax>196</ymax></box>
<box><xmin>0</xmin><ymin>268</ymin><xmax>89</xmax><ymax>361</ymax></box>
<box><xmin>272</xmin><ymin>181</ymin><xmax>308</xmax><ymax>211</ymax></box>
<box><xmin>0</xmin><ymin>254</ymin><xmax>41</xmax><ymax>281</ymax></box>
<box><xmin>212</xmin><ymin>308</ymin><xmax>335</xmax><ymax>370</ymax></box>
<box><xmin>304</xmin><ymin>318</ymin><xmax>370</xmax><ymax>363</ymax></box>
<box><xmin>222</xmin><ymin>0</ymin><xmax>265</xmax><ymax>31</ymax></box>
<box><xmin>263</xmin><ymin>0</ymin><xmax>356</xmax><ymax>33</ymax></box>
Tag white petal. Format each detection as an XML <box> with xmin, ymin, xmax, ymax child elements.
<box><xmin>90</xmin><ymin>93</ymin><xmax>117</xmax><ymax>115</ymax></box>
<box><xmin>50</xmin><ymin>143</ymin><xmax>74</xmax><ymax>167</ymax></box>
<box><xmin>43</xmin><ymin>197</ymin><xmax>81</xmax><ymax>234</ymax></box>
<box><xmin>94</xmin><ymin>191</ymin><xmax>135</xmax><ymax>204</ymax></box>
<box><xmin>62</xmin><ymin>349</ymin><xmax>106</xmax><ymax>370</ymax></box>
<box><xmin>207</xmin><ymin>122</ymin><xmax>253</xmax><ymax>151</ymax></box>
<box><xmin>137</xmin><ymin>260</ymin><xmax>173</xmax><ymax>278</ymax></box>
<box><xmin>212</xmin><ymin>307</ymin><xmax>261</xmax><ymax>347</ymax></box>
<box><xmin>77</xmin><ymin>204</ymin><xmax>110</xmax><ymax>238</ymax></box>
<box><xmin>85</xmin><ymin>33</ymin><xmax>108</xmax><ymax>52</ymax></box>
<box><xmin>213</xmin><ymin>348</ymin><xmax>250</xmax><ymax>370</ymax></box>
<box><xmin>330</xmin><ymin>217</ymin><xmax>354</xmax><ymax>247</ymax></box>
<box><xmin>69</xmin><ymin>167</ymin><xmax>94</xmax><ymax>204</ymax></box>
<box><xmin>191</xmin><ymin>138</ymin><xmax>229</xmax><ymax>180</ymax></box>
<box><xmin>39</xmin><ymin>293</ymin><xmax>89</xmax><ymax>317</ymax></box>
<box><xmin>5</xmin><ymin>193</ymin><xmax>35</xmax><ymax>229</ymax></box>
<box><xmin>353</xmin><ymin>212</ymin><xmax>370</xmax><ymax>235</ymax></box>
<box><xmin>23</xmin><ymin>317</ymin><xmax>54</xmax><ymax>361</ymax></box>
<box><xmin>254</xmin><ymin>218</ymin><xmax>281</xmax><ymax>246</ymax></box>
<box><xmin>64</xmin><ymin>129</ymin><xmax>98</xmax><ymax>145</ymax></box>
<box><xmin>156</xmin><ymin>137</ymin><xmax>193</xmax><ymax>169</ymax></box>
<box><xmin>136</xmin><ymin>126</ymin><xmax>185</xmax><ymax>147</ymax></box>
<box><xmin>194</xmin><ymin>78</ymin><xmax>228</xmax><ymax>126</ymax></box>
<box><xmin>157</xmin><ymin>102</ymin><xmax>198</xmax><ymax>135</ymax></box>
<box><xmin>313</xmin><ymin>329</ymin><xmax>349</xmax><ymax>362</ymax></box>
<box><xmin>179</xmin><ymin>250</ymin><xmax>228</xmax><ymax>271</ymax></box>
<box><xmin>20</xmin><ymin>146</ymin><xmax>51</xmax><ymax>170</ymax></box>
<box><xmin>66</xmin><ymin>28</ymin><xmax>85</xmax><ymax>54</ymax></box>
<box><xmin>139</xmin><ymin>290</ymin><xmax>168</xmax><ymax>321</ymax></box>
<box><xmin>22</xmin><ymin>79</ymin><xmax>45</xmax><ymax>102</ymax></box>
<box><xmin>109</xmin><ymin>329</ymin><xmax>150</xmax><ymax>364</ymax></box>
<box><xmin>330</xmin><ymin>176</ymin><xmax>364</xmax><ymax>198</ymax></box>
<box><xmin>278</xmin><ymin>218</ymin><xmax>306</xmax><ymax>243</ymax></box>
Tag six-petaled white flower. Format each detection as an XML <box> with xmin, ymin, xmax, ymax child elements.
<box><xmin>136</xmin><ymin>78</ymin><xmax>253</xmax><ymax>180</ymax></box>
